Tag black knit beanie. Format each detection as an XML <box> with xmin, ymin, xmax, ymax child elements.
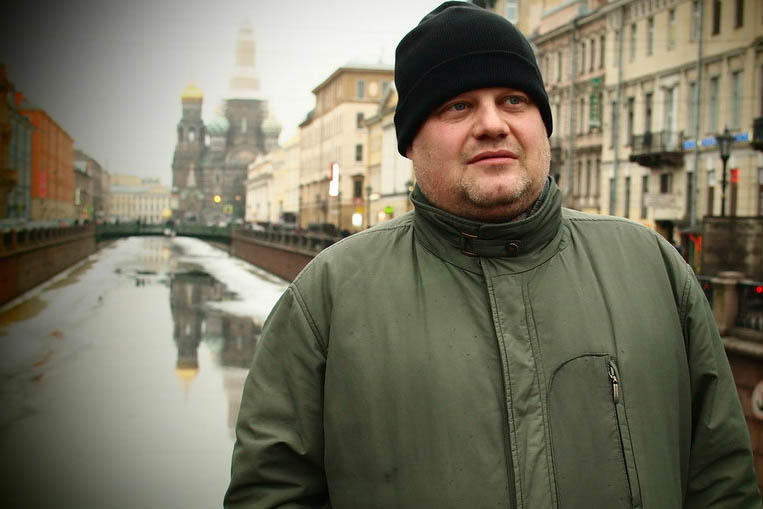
<box><xmin>394</xmin><ymin>1</ymin><xmax>553</xmax><ymax>156</ymax></box>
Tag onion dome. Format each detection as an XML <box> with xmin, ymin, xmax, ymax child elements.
<box><xmin>262</xmin><ymin>110</ymin><xmax>281</xmax><ymax>136</ymax></box>
<box><xmin>207</xmin><ymin>115</ymin><xmax>230</xmax><ymax>137</ymax></box>
<box><xmin>181</xmin><ymin>81</ymin><xmax>203</xmax><ymax>101</ymax></box>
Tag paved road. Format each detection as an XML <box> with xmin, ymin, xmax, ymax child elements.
<box><xmin>0</xmin><ymin>236</ymin><xmax>287</xmax><ymax>508</ymax></box>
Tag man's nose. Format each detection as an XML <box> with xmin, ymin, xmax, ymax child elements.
<box><xmin>472</xmin><ymin>103</ymin><xmax>509</xmax><ymax>139</ymax></box>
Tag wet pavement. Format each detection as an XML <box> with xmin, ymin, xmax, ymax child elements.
<box><xmin>0</xmin><ymin>236</ymin><xmax>288</xmax><ymax>508</ymax></box>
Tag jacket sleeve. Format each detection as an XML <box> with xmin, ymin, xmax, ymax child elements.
<box><xmin>224</xmin><ymin>285</ymin><xmax>330</xmax><ymax>508</ymax></box>
<box><xmin>681</xmin><ymin>264</ymin><xmax>762</xmax><ymax>508</ymax></box>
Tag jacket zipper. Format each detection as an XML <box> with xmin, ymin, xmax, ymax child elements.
<box><xmin>608</xmin><ymin>359</ymin><xmax>642</xmax><ymax>508</ymax></box>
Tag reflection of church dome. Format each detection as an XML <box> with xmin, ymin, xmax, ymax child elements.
<box><xmin>207</xmin><ymin>116</ymin><xmax>230</xmax><ymax>136</ymax></box>
<box><xmin>262</xmin><ymin>111</ymin><xmax>281</xmax><ymax>136</ymax></box>
<box><xmin>181</xmin><ymin>81</ymin><xmax>204</xmax><ymax>101</ymax></box>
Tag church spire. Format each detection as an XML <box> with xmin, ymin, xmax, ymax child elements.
<box><xmin>228</xmin><ymin>20</ymin><xmax>260</xmax><ymax>99</ymax></box>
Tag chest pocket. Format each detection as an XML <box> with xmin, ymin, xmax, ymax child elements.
<box><xmin>548</xmin><ymin>354</ymin><xmax>642</xmax><ymax>509</ymax></box>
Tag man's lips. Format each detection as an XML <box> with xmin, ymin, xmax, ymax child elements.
<box><xmin>468</xmin><ymin>150</ymin><xmax>518</xmax><ymax>164</ymax></box>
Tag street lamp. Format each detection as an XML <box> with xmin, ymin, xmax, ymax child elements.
<box><xmin>365</xmin><ymin>185</ymin><xmax>372</xmax><ymax>229</ymax></box>
<box><xmin>716</xmin><ymin>127</ymin><xmax>733</xmax><ymax>217</ymax></box>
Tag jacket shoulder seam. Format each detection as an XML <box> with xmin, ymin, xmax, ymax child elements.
<box><xmin>288</xmin><ymin>283</ymin><xmax>328</xmax><ymax>354</ymax></box>
<box><xmin>679</xmin><ymin>262</ymin><xmax>692</xmax><ymax>341</ymax></box>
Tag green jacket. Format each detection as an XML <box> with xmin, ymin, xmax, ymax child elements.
<box><xmin>226</xmin><ymin>180</ymin><xmax>760</xmax><ymax>508</ymax></box>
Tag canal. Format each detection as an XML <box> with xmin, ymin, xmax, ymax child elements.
<box><xmin>0</xmin><ymin>236</ymin><xmax>288</xmax><ymax>508</ymax></box>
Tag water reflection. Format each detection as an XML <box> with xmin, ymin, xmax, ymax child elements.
<box><xmin>169</xmin><ymin>266</ymin><xmax>261</xmax><ymax>435</ymax></box>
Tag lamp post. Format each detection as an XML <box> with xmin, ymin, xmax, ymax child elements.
<box><xmin>365</xmin><ymin>185</ymin><xmax>372</xmax><ymax>229</ymax></box>
<box><xmin>716</xmin><ymin>127</ymin><xmax>733</xmax><ymax>217</ymax></box>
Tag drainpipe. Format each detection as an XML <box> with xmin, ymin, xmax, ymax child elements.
<box><xmin>689</xmin><ymin>0</ymin><xmax>704</xmax><ymax>230</ymax></box>
<box><xmin>566</xmin><ymin>17</ymin><xmax>578</xmax><ymax>206</ymax></box>
<box><xmin>610</xmin><ymin>7</ymin><xmax>624</xmax><ymax>215</ymax></box>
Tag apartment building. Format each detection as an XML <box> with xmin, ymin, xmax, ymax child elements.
<box><xmin>364</xmin><ymin>86</ymin><xmax>414</xmax><ymax>227</ymax></box>
<box><xmin>597</xmin><ymin>0</ymin><xmax>762</xmax><ymax>259</ymax></box>
<box><xmin>298</xmin><ymin>63</ymin><xmax>394</xmax><ymax>231</ymax></box>
<box><xmin>490</xmin><ymin>0</ymin><xmax>763</xmax><ymax>267</ymax></box>
<box><xmin>533</xmin><ymin>0</ymin><xmax>608</xmax><ymax>214</ymax></box>
<box><xmin>110</xmin><ymin>177</ymin><xmax>171</xmax><ymax>224</ymax></box>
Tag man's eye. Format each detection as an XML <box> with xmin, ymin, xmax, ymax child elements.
<box><xmin>448</xmin><ymin>102</ymin><xmax>468</xmax><ymax>111</ymax></box>
<box><xmin>505</xmin><ymin>95</ymin><xmax>526</xmax><ymax>105</ymax></box>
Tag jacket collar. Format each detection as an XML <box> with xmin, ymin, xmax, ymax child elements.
<box><xmin>411</xmin><ymin>177</ymin><xmax>563</xmax><ymax>272</ymax></box>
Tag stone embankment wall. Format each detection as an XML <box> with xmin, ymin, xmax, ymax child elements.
<box><xmin>230</xmin><ymin>230</ymin><xmax>321</xmax><ymax>282</ymax></box>
<box><xmin>0</xmin><ymin>224</ymin><xmax>96</xmax><ymax>306</ymax></box>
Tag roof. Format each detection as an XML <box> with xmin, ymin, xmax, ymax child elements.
<box><xmin>312</xmin><ymin>62</ymin><xmax>394</xmax><ymax>94</ymax></box>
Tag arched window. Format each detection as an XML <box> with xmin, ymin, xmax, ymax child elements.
<box><xmin>188</xmin><ymin>127</ymin><xmax>196</xmax><ymax>142</ymax></box>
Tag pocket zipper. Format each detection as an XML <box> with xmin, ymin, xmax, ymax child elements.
<box><xmin>608</xmin><ymin>359</ymin><xmax>642</xmax><ymax>508</ymax></box>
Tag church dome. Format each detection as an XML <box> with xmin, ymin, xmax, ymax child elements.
<box><xmin>207</xmin><ymin>115</ymin><xmax>230</xmax><ymax>136</ymax></box>
<box><xmin>181</xmin><ymin>81</ymin><xmax>204</xmax><ymax>101</ymax></box>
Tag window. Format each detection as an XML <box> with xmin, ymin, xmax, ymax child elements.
<box><xmin>707</xmin><ymin>169</ymin><xmax>716</xmax><ymax>215</ymax></box>
<box><xmin>356</xmin><ymin>80</ymin><xmax>365</xmax><ymax>99</ymax></box>
<box><xmin>382</xmin><ymin>81</ymin><xmax>391</xmax><ymax>95</ymax></box>
<box><xmin>611</xmin><ymin>100</ymin><xmax>618</xmax><ymax>147</ymax></box>
<box><xmin>579</xmin><ymin>97</ymin><xmax>585</xmax><ymax>134</ymax></box>
<box><xmin>613</xmin><ymin>31</ymin><xmax>619</xmax><ymax>67</ymax></box>
<box><xmin>600</xmin><ymin>34</ymin><xmax>606</xmax><ymax>69</ymax></box>
<box><xmin>627</xmin><ymin>97</ymin><xmax>635</xmax><ymax>144</ymax></box>
<box><xmin>647</xmin><ymin>17</ymin><xmax>654</xmax><ymax>55</ymax></box>
<box><xmin>660</xmin><ymin>173</ymin><xmax>673</xmax><ymax>194</ymax></box>
<box><xmin>645</xmin><ymin>92</ymin><xmax>653</xmax><ymax>134</ymax></box>
<box><xmin>686</xmin><ymin>172</ymin><xmax>694</xmax><ymax>218</ymax></box>
<box><xmin>241</xmin><ymin>117</ymin><xmax>247</xmax><ymax>133</ymax></box>
<box><xmin>577</xmin><ymin>161</ymin><xmax>583</xmax><ymax>196</ymax></box>
<box><xmin>630</xmin><ymin>23</ymin><xmax>637</xmax><ymax>60</ymax></box>
<box><xmin>712</xmin><ymin>0</ymin><xmax>721</xmax><ymax>35</ymax></box>
<box><xmin>691</xmin><ymin>1</ymin><xmax>700</xmax><ymax>40</ymax></box>
<box><xmin>668</xmin><ymin>9</ymin><xmax>676</xmax><ymax>49</ymax></box>
<box><xmin>708</xmin><ymin>76</ymin><xmax>719</xmax><ymax>132</ymax></box>
<box><xmin>758</xmin><ymin>168</ymin><xmax>763</xmax><ymax>215</ymax></box>
<box><xmin>356</xmin><ymin>112</ymin><xmax>364</xmax><ymax>129</ymax></box>
<box><xmin>590</xmin><ymin>39</ymin><xmax>595</xmax><ymax>72</ymax></box>
<box><xmin>505</xmin><ymin>0</ymin><xmax>518</xmax><ymax>23</ymax></box>
<box><xmin>580</xmin><ymin>41</ymin><xmax>586</xmax><ymax>75</ymax></box>
<box><xmin>730</xmin><ymin>173</ymin><xmax>738</xmax><ymax>216</ymax></box>
<box><xmin>624</xmin><ymin>176</ymin><xmax>631</xmax><ymax>218</ymax></box>
<box><xmin>731</xmin><ymin>71</ymin><xmax>743</xmax><ymax>129</ymax></box>
<box><xmin>585</xmin><ymin>160</ymin><xmax>592</xmax><ymax>197</ymax></box>
<box><xmin>664</xmin><ymin>87</ymin><xmax>676</xmax><ymax>137</ymax></box>
<box><xmin>188</xmin><ymin>127</ymin><xmax>196</xmax><ymax>142</ymax></box>
<box><xmin>641</xmin><ymin>175</ymin><xmax>649</xmax><ymax>219</ymax></box>
<box><xmin>557</xmin><ymin>51</ymin><xmax>563</xmax><ymax>82</ymax></box>
<box><xmin>595</xmin><ymin>159</ymin><xmax>601</xmax><ymax>197</ymax></box>
<box><xmin>735</xmin><ymin>0</ymin><xmax>744</xmax><ymax>28</ymax></box>
<box><xmin>355</xmin><ymin>144</ymin><xmax>363</xmax><ymax>162</ymax></box>
<box><xmin>353</xmin><ymin>178</ymin><xmax>363</xmax><ymax>199</ymax></box>
<box><xmin>609</xmin><ymin>177</ymin><xmax>615</xmax><ymax>215</ymax></box>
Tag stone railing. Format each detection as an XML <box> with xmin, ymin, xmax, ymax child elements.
<box><xmin>1</xmin><ymin>224</ymin><xmax>96</xmax><ymax>305</ymax></box>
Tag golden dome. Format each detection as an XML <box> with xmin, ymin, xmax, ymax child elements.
<box><xmin>181</xmin><ymin>82</ymin><xmax>203</xmax><ymax>101</ymax></box>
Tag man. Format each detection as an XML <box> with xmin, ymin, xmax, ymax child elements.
<box><xmin>226</xmin><ymin>2</ymin><xmax>760</xmax><ymax>507</ymax></box>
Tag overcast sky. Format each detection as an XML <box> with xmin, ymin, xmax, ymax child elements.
<box><xmin>1</xmin><ymin>0</ymin><xmax>446</xmax><ymax>185</ymax></box>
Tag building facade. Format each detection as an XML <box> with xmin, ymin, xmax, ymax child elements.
<box><xmin>298</xmin><ymin>64</ymin><xmax>394</xmax><ymax>232</ymax></box>
<box><xmin>486</xmin><ymin>0</ymin><xmax>763</xmax><ymax>270</ymax></box>
<box><xmin>74</xmin><ymin>149</ymin><xmax>108</xmax><ymax>221</ymax></box>
<box><xmin>110</xmin><ymin>177</ymin><xmax>171</xmax><ymax>224</ymax></box>
<box><xmin>2</xmin><ymin>76</ymin><xmax>34</xmax><ymax>221</ymax></box>
<box><xmin>171</xmin><ymin>23</ymin><xmax>280</xmax><ymax>225</ymax></box>
<box><xmin>364</xmin><ymin>86</ymin><xmax>414</xmax><ymax>227</ymax></box>
<box><xmin>19</xmin><ymin>101</ymin><xmax>75</xmax><ymax>221</ymax></box>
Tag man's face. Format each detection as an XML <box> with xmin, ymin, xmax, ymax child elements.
<box><xmin>406</xmin><ymin>87</ymin><xmax>551</xmax><ymax>222</ymax></box>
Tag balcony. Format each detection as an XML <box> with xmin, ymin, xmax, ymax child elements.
<box><xmin>629</xmin><ymin>131</ymin><xmax>684</xmax><ymax>168</ymax></box>
<box><xmin>754</xmin><ymin>117</ymin><xmax>763</xmax><ymax>152</ymax></box>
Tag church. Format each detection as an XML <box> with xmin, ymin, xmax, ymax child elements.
<box><xmin>171</xmin><ymin>23</ymin><xmax>280</xmax><ymax>224</ymax></box>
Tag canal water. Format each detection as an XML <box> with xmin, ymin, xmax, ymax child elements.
<box><xmin>0</xmin><ymin>236</ymin><xmax>288</xmax><ymax>508</ymax></box>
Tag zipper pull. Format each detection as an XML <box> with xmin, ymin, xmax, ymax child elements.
<box><xmin>608</xmin><ymin>364</ymin><xmax>620</xmax><ymax>403</ymax></box>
